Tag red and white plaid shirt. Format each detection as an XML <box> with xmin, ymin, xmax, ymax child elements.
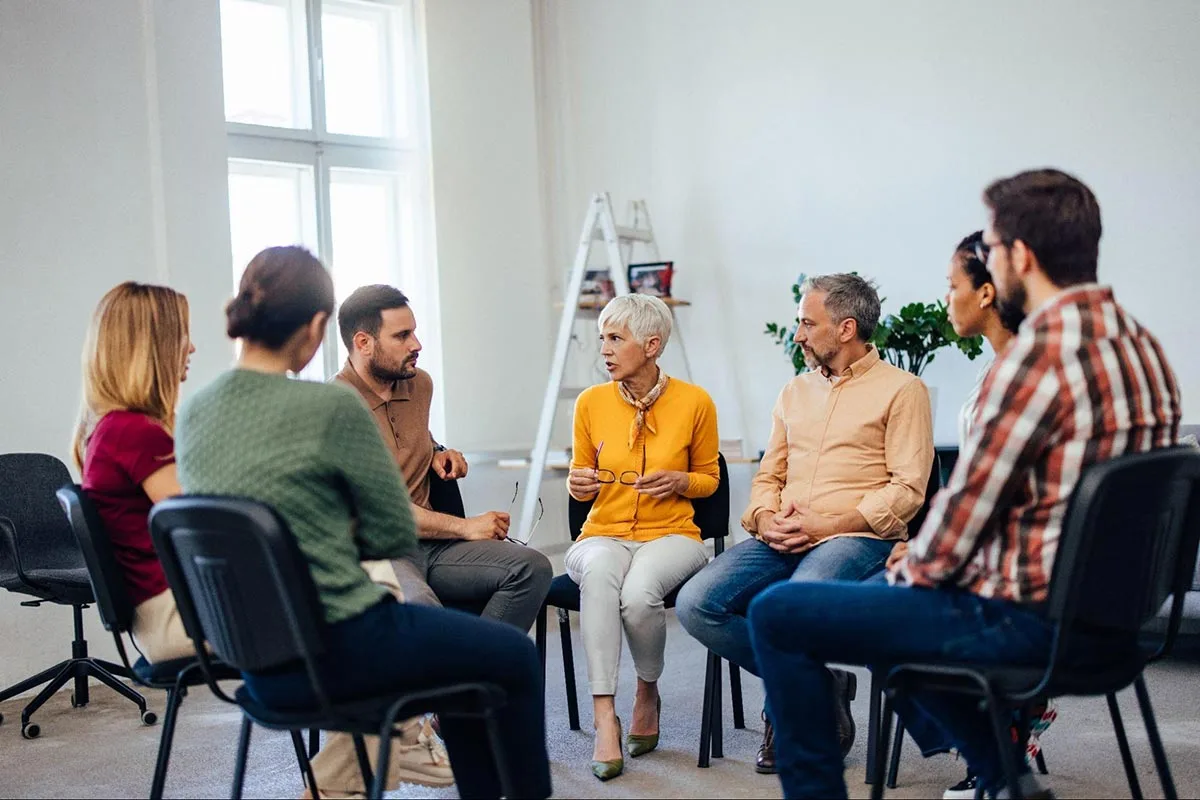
<box><xmin>891</xmin><ymin>285</ymin><xmax>1182</xmax><ymax>604</ymax></box>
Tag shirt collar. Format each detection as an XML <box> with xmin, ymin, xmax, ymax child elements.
<box><xmin>820</xmin><ymin>344</ymin><xmax>880</xmax><ymax>382</ymax></box>
<box><xmin>336</xmin><ymin>360</ymin><xmax>411</xmax><ymax>410</ymax></box>
<box><xmin>1020</xmin><ymin>283</ymin><xmax>1111</xmax><ymax>331</ymax></box>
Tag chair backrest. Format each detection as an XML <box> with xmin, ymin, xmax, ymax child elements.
<box><xmin>1047</xmin><ymin>447</ymin><xmax>1200</xmax><ymax>656</ymax></box>
<box><xmin>905</xmin><ymin>451</ymin><xmax>944</xmax><ymax>537</ymax></box>
<box><xmin>56</xmin><ymin>484</ymin><xmax>136</xmax><ymax>633</ymax></box>
<box><xmin>426</xmin><ymin>469</ymin><xmax>466</xmax><ymax>518</ymax></box>
<box><xmin>569</xmin><ymin>453</ymin><xmax>731</xmax><ymax>542</ymax></box>
<box><xmin>149</xmin><ymin>496</ymin><xmax>329</xmax><ymax>684</ymax></box>
<box><xmin>0</xmin><ymin>454</ymin><xmax>85</xmax><ymax>593</ymax></box>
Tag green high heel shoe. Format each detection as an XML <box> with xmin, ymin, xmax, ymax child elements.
<box><xmin>625</xmin><ymin>695</ymin><xmax>662</xmax><ymax>757</ymax></box>
<box><xmin>591</xmin><ymin>716</ymin><xmax>625</xmax><ymax>781</ymax></box>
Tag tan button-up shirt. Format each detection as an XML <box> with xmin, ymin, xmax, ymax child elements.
<box><xmin>743</xmin><ymin>346</ymin><xmax>933</xmax><ymax>545</ymax></box>
<box><xmin>333</xmin><ymin>361</ymin><xmax>436</xmax><ymax>511</ymax></box>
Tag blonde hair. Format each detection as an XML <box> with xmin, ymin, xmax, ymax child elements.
<box><xmin>72</xmin><ymin>282</ymin><xmax>191</xmax><ymax>470</ymax></box>
<box><xmin>597</xmin><ymin>294</ymin><xmax>673</xmax><ymax>350</ymax></box>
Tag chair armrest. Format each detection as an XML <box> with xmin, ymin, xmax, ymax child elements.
<box><xmin>0</xmin><ymin>515</ymin><xmax>32</xmax><ymax>590</ymax></box>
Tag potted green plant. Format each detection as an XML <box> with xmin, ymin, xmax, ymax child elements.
<box><xmin>764</xmin><ymin>274</ymin><xmax>984</xmax><ymax>424</ymax></box>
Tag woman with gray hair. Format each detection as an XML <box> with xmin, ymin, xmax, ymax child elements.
<box><xmin>566</xmin><ymin>293</ymin><xmax>721</xmax><ymax>780</ymax></box>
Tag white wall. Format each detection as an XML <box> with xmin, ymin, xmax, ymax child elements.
<box><xmin>536</xmin><ymin>0</ymin><xmax>1200</xmax><ymax>451</ymax></box>
<box><xmin>423</xmin><ymin>0</ymin><xmax>551</xmax><ymax>452</ymax></box>
<box><xmin>0</xmin><ymin>0</ymin><xmax>232</xmax><ymax>689</ymax></box>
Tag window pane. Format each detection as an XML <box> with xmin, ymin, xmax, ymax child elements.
<box><xmin>322</xmin><ymin>1</ymin><xmax>404</xmax><ymax>137</ymax></box>
<box><xmin>227</xmin><ymin>158</ymin><xmax>326</xmax><ymax>380</ymax></box>
<box><xmin>329</xmin><ymin>168</ymin><xmax>401</xmax><ymax>362</ymax></box>
<box><xmin>221</xmin><ymin>0</ymin><xmax>311</xmax><ymax>128</ymax></box>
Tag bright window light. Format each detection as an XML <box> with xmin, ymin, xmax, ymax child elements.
<box><xmin>220</xmin><ymin>0</ymin><xmax>311</xmax><ymax>128</ymax></box>
<box><xmin>322</xmin><ymin>1</ymin><xmax>398</xmax><ymax>137</ymax></box>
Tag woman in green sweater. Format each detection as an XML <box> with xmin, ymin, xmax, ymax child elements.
<box><xmin>175</xmin><ymin>246</ymin><xmax>550</xmax><ymax>800</ymax></box>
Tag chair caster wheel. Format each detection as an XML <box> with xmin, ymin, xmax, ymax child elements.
<box><xmin>70</xmin><ymin>693</ymin><xmax>87</xmax><ymax>708</ymax></box>
<box><xmin>142</xmin><ymin>710</ymin><xmax>158</xmax><ymax>726</ymax></box>
<box><xmin>0</xmin><ymin>712</ymin><xmax>5</xmax><ymax>726</ymax></box>
<box><xmin>22</xmin><ymin>723</ymin><xmax>41</xmax><ymax>740</ymax></box>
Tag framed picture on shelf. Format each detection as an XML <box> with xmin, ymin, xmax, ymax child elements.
<box><xmin>628</xmin><ymin>261</ymin><xmax>674</xmax><ymax>298</ymax></box>
<box><xmin>580</xmin><ymin>268</ymin><xmax>616</xmax><ymax>306</ymax></box>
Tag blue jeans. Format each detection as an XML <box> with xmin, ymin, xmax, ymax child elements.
<box><xmin>676</xmin><ymin>535</ymin><xmax>895</xmax><ymax>676</ymax></box>
<box><xmin>242</xmin><ymin>597</ymin><xmax>551</xmax><ymax>800</ymax></box>
<box><xmin>747</xmin><ymin>576</ymin><xmax>1058</xmax><ymax>799</ymax></box>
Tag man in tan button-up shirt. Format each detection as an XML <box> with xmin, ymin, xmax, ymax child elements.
<box><xmin>677</xmin><ymin>273</ymin><xmax>934</xmax><ymax>772</ymax></box>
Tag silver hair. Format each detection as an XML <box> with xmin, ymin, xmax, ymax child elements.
<box><xmin>597</xmin><ymin>293</ymin><xmax>673</xmax><ymax>350</ymax></box>
<box><xmin>799</xmin><ymin>273</ymin><xmax>881</xmax><ymax>342</ymax></box>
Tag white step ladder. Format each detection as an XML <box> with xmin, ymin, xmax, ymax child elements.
<box><xmin>516</xmin><ymin>193</ymin><xmax>694</xmax><ymax>541</ymax></box>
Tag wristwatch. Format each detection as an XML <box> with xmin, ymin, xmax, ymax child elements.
<box><xmin>433</xmin><ymin>442</ymin><xmax>447</xmax><ymax>453</ymax></box>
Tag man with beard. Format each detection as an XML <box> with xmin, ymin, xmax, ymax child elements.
<box><xmin>333</xmin><ymin>285</ymin><xmax>552</xmax><ymax>633</ymax></box>
<box><xmin>746</xmin><ymin>169</ymin><xmax>1182</xmax><ymax>800</ymax></box>
<box><xmin>676</xmin><ymin>273</ymin><xmax>935</xmax><ymax>773</ymax></box>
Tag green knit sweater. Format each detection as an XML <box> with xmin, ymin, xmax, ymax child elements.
<box><xmin>176</xmin><ymin>369</ymin><xmax>418</xmax><ymax>624</ymax></box>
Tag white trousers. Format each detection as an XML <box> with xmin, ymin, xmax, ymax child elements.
<box><xmin>565</xmin><ymin>535</ymin><xmax>708</xmax><ymax>696</ymax></box>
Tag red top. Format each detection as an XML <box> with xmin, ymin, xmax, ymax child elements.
<box><xmin>82</xmin><ymin>410</ymin><xmax>174</xmax><ymax>607</ymax></box>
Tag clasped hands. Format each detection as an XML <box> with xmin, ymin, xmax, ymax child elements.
<box><xmin>755</xmin><ymin>501</ymin><xmax>837</xmax><ymax>554</ymax></box>
<box><xmin>567</xmin><ymin>468</ymin><xmax>690</xmax><ymax>500</ymax></box>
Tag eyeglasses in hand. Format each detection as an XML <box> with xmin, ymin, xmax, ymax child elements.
<box><xmin>594</xmin><ymin>441</ymin><xmax>644</xmax><ymax>486</ymax></box>
<box><xmin>504</xmin><ymin>481</ymin><xmax>543</xmax><ymax>546</ymax></box>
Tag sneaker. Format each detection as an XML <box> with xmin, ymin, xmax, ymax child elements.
<box><xmin>943</xmin><ymin>770</ymin><xmax>980</xmax><ymax>799</ymax></box>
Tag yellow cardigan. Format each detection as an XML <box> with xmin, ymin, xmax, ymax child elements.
<box><xmin>569</xmin><ymin>379</ymin><xmax>720</xmax><ymax>542</ymax></box>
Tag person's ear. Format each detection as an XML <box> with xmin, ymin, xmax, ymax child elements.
<box><xmin>1010</xmin><ymin>239</ymin><xmax>1035</xmax><ymax>278</ymax></box>
<box><xmin>352</xmin><ymin>329</ymin><xmax>374</xmax><ymax>357</ymax></box>
<box><xmin>978</xmin><ymin>282</ymin><xmax>996</xmax><ymax>309</ymax></box>
<box><xmin>643</xmin><ymin>335</ymin><xmax>662</xmax><ymax>359</ymax></box>
<box><xmin>839</xmin><ymin>318</ymin><xmax>858</xmax><ymax>343</ymax></box>
<box><xmin>309</xmin><ymin>312</ymin><xmax>329</xmax><ymax>347</ymax></box>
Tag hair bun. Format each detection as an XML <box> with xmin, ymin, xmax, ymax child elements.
<box><xmin>225</xmin><ymin>289</ymin><xmax>265</xmax><ymax>339</ymax></box>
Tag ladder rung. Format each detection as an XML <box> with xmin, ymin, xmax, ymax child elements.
<box><xmin>558</xmin><ymin>386</ymin><xmax>590</xmax><ymax>400</ymax></box>
<box><xmin>593</xmin><ymin>226</ymin><xmax>654</xmax><ymax>243</ymax></box>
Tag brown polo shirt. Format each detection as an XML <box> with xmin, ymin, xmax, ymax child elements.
<box><xmin>333</xmin><ymin>361</ymin><xmax>435</xmax><ymax>510</ymax></box>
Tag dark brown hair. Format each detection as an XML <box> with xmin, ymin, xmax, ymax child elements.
<box><xmin>983</xmin><ymin>168</ymin><xmax>1102</xmax><ymax>286</ymax></box>
<box><xmin>337</xmin><ymin>284</ymin><xmax>410</xmax><ymax>351</ymax></box>
<box><xmin>226</xmin><ymin>246</ymin><xmax>334</xmax><ymax>348</ymax></box>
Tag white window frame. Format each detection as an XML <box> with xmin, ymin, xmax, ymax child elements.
<box><xmin>223</xmin><ymin>0</ymin><xmax>439</xmax><ymax>394</ymax></box>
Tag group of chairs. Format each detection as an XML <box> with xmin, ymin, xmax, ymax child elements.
<box><xmin>2</xmin><ymin>446</ymin><xmax>1199</xmax><ymax>800</ymax></box>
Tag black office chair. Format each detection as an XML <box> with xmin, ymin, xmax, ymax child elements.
<box><xmin>56</xmin><ymin>484</ymin><xmax>244</xmax><ymax>799</ymax></box>
<box><xmin>870</xmin><ymin>446</ymin><xmax>1200</xmax><ymax>800</ymax></box>
<box><xmin>149</xmin><ymin>496</ymin><xmax>513</xmax><ymax>800</ymax></box>
<box><xmin>0</xmin><ymin>453</ymin><xmax>148</xmax><ymax>738</ymax></box>
<box><xmin>533</xmin><ymin>453</ymin><xmax>747</xmax><ymax>768</ymax></box>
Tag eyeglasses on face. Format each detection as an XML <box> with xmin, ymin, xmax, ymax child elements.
<box><xmin>505</xmin><ymin>481</ymin><xmax>544</xmax><ymax>546</ymax></box>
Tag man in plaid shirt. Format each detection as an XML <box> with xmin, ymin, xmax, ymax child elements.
<box><xmin>747</xmin><ymin>169</ymin><xmax>1182</xmax><ymax>800</ymax></box>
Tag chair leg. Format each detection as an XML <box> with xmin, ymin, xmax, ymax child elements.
<box><xmin>290</xmin><ymin>730</ymin><xmax>319</xmax><ymax>793</ymax></box>
<box><xmin>869</xmin><ymin>691</ymin><xmax>895</xmax><ymax>800</ymax></box>
<box><xmin>729</xmin><ymin>662</ymin><xmax>745</xmax><ymax>729</ymax></box>
<box><xmin>352</xmin><ymin>734</ymin><xmax>376</xmax><ymax>792</ymax></box>
<box><xmin>535</xmin><ymin>606</ymin><xmax>547</xmax><ymax>684</ymax></box>
<box><xmin>711</xmin><ymin>655</ymin><xmax>724</xmax><ymax>759</ymax></box>
<box><xmin>1133</xmin><ymin>675</ymin><xmax>1177</xmax><ymax>800</ymax></box>
<box><xmin>885</xmin><ymin>716</ymin><xmax>905</xmax><ymax>788</ymax></box>
<box><xmin>865</xmin><ymin>670</ymin><xmax>882</xmax><ymax>785</ymax></box>
<box><xmin>373</xmin><ymin>710</ymin><xmax>402</xmax><ymax>800</ymax></box>
<box><xmin>1107</xmin><ymin>691</ymin><xmax>1144</xmax><ymax>800</ymax></box>
<box><xmin>984</xmin><ymin>692</ymin><xmax>1026</xmax><ymax>800</ymax></box>
<box><xmin>230</xmin><ymin>716</ymin><xmax>253</xmax><ymax>800</ymax></box>
<box><xmin>19</xmin><ymin>662</ymin><xmax>74</xmax><ymax>726</ymax></box>
<box><xmin>483</xmin><ymin>707</ymin><xmax>517</xmax><ymax>799</ymax></box>
<box><xmin>557</xmin><ymin>608</ymin><xmax>580</xmax><ymax>731</ymax></box>
<box><xmin>82</xmin><ymin>659</ymin><xmax>147</xmax><ymax>711</ymax></box>
<box><xmin>697</xmin><ymin>650</ymin><xmax>717</xmax><ymax>768</ymax></box>
<box><xmin>149</xmin><ymin>686</ymin><xmax>186</xmax><ymax>800</ymax></box>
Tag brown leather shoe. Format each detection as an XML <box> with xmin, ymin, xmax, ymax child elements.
<box><xmin>831</xmin><ymin>668</ymin><xmax>857</xmax><ymax>758</ymax></box>
<box><xmin>755</xmin><ymin>712</ymin><xmax>777</xmax><ymax>774</ymax></box>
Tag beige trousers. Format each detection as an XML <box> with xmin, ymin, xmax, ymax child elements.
<box><xmin>132</xmin><ymin>559</ymin><xmax>425</xmax><ymax>795</ymax></box>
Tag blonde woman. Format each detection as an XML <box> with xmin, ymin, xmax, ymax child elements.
<box><xmin>566</xmin><ymin>293</ymin><xmax>720</xmax><ymax>780</ymax></box>
<box><xmin>74</xmin><ymin>282</ymin><xmax>194</xmax><ymax>663</ymax></box>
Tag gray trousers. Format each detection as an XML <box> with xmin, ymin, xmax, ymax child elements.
<box><xmin>391</xmin><ymin>539</ymin><xmax>553</xmax><ymax>632</ymax></box>
<box><xmin>565</xmin><ymin>534</ymin><xmax>709</xmax><ymax>696</ymax></box>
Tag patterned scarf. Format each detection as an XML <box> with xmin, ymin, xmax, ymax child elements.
<box><xmin>618</xmin><ymin>369</ymin><xmax>670</xmax><ymax>450</ymax></box>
